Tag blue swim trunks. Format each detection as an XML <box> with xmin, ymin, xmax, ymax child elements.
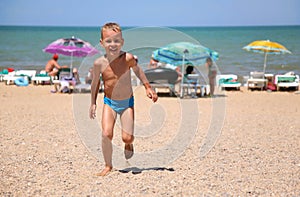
<box><xmin>104</xmin><ymin>96</ymin><xmax>134</xmax><ymax>114</ymax></box>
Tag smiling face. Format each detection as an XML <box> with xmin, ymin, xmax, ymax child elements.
<box><xmin>100</xmin><ymin>29</ymin><xmax>124</xmax><ymax>59</ymax></box>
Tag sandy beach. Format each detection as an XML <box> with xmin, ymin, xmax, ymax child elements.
<box><xmin>1</xmin><ymin>83</ymin><xmax>299</xmax><ymax>196</ymax></box>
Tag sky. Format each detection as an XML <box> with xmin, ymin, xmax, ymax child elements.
<box><xmin>0</xmin><ymin>0</ymin><xmax>299</xmax><ymax>27</ymax></box>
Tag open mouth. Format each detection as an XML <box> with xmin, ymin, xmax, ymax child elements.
<box><xmin>109</xmin><ymin>47</ymin><xmax>118</xmax><ymax>53</ymax></box>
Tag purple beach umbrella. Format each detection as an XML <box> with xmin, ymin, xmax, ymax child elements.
<box><xmin>43</xmin><ymin>36</ymin><xmax>99</xmax><ymax>71</ymax></box>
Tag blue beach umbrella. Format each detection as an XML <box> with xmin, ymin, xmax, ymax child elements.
<box><xmin>152</xmin><ymin>42</ymin><xmax>219</xmax><ymax>66</ymax></box>
<box><xmin>152</xmin><ymin>42</ymin><xmax>219</xmax><ymax>97</ymax></box>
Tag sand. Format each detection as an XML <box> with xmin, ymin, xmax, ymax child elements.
<box><xmin>0</xmin><ymin>83</ymin><xmax>299</xmax><ymax>196</ymax></box>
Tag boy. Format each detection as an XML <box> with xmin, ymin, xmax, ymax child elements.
<box><xmin>89</xmin><ymin>22</ymin><xmax>158</xmax><ymax>176</ymax></box>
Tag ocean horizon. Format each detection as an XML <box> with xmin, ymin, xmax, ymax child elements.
<box><xmin>0</xmin><ymin>25</ymin><xmax>299</xmax><ymax>77</ymax></box>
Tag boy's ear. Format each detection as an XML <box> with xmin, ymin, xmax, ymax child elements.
<box><xmin>100</xmin><ymin>39</ymin><xmax>104</xmax><ymax>47</ymax></box>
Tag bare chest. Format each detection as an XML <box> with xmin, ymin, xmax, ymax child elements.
<box><xmin>102</xmin><ymin>63</ymin><xmax>130</xmax><ymax>81</ymax></box>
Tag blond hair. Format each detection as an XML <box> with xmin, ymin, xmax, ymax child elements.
<box><xmin>101</xmin><ymin>22</ymin><xmax>122</xmax><ymax>40</ymax></box>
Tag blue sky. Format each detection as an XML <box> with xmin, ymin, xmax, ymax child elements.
<box><xmin>0</xmin><ymin>0</ymin><xmax>299</xmax><ymax>27</ymax></box>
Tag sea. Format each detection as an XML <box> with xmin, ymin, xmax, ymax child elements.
<box><xmin>0</xmin><ymin>25</ymin><xmax>299</xmax><ymax>77</ymax></box>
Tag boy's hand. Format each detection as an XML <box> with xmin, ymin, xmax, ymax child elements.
<box><xmin>89</xmin><ymin>104</ymin><xmax>97</xmax><ymax>119</ymax></box>
<box><xmin>146</xmin><ymin>88</ymin><xmax>158</xmax><ymax>103</ymax></box>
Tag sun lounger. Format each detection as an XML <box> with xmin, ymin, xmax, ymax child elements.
<box><xmin>216</xmin><ymin>74</ymin><xmax>241</xmax><ymax>90</ymax></box>
<box><xmin>0</xmin><ymin>69</ymin><xmax>10</xmax><ymax>82</ymax></box>
<box><xmin>144</xmin><ymin>67</ymin><xmax>179</xmax><ymax>96</ymax></box>
<box><xmin>52</xmin><ymin>68</ymin><xmax>76</xmax><ymax>93</ymax></box>
<box><xmin>3</xmin><ymin>70</ymin><xmax>36</xmax><ymax>85</ymax></box>
<box><xmin>247</xmin><ymin>71</ymin><xmax>267</xmax><ymax>90</ymax></box>
<box><xmin>0</xmin><ymin>68</ymin><xmax>15</xmax><ymax>82</ymax></box>
<box><xmin>274</xmin><ymin>74</ymin><xmax>299</xmax><ymax>91</ymax></box>
<box><xmin>31</xmin><ymin>70</ymin><xmax>52</xmax><ymax>85</ymax></box>
<box><xmin>181</xmin><ymin>74</ymin><xmax>207</xmax><ymax>98</ymax></box>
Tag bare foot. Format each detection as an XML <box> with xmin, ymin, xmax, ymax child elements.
<box><xmin>124</xmin><ymin>144</ymin><xmax>134</xmax><ymax>160</ymax></box>
<box><xmin>96</xmin><ymin>166</ymin><xmax>112</xmax><ymax>176</ymax></box>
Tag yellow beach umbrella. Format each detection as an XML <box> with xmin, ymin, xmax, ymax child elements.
<box><xmin>243</xmin><ymin>40</ymin><xmax>291</xmax><ymax>73</ymax></box>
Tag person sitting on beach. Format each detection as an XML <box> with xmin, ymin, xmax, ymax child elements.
<box><xmin>148</xmin><ymin>56</ymin><xmax>159</xmax><ymax>69</ymax></box>
<box><xmin>164</xmin><ymin>63</ymin><xmax>182</xmax><ymax>84</ymax></box>
<box><xmin>183</xmin><ymin>65</ymin><xmax>198</xmax><ymax>97</ymax></box>
<box><xmin>85</xmin><ymin>67</ymin><xmax>94</xmax><ymax>84</ymax></box>
<box><xmin>72</xmin><ymin>67</ymin><xmax>80</xmax><ymax>84</ymax></box>
<box><xmin>89</xmin><ymin>22</ymin><xmax>158</xmax><ymax>176</ymax></box>
<box><xmin>45</xmin><ymin>54</ymin><xmax>80</xmax><ymax>93</ymax></box>
<box><xmin>184</xmin><ymin>65</ymin><xmax>196</xmax><ymax>82</ymax></box>
<box><xmin>45</xmin><ymin>54</ymin><xmax>69</xmax><ymax>77</ymax></box>
<box><xmin>186</xmin><ymin>65</ymin><xmax>195</xmax><ymax>75</ymax></box>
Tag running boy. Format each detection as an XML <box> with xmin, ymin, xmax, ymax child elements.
<box><xmin>89</xmin><ymin>22</ymin><xmax>158</xmax><ymax>176</ymax></box>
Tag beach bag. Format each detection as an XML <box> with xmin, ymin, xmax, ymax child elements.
<box><xmin>267</xmin><ymin>82</ymin><xmax>276</xmax><ymax>91</ymax></box>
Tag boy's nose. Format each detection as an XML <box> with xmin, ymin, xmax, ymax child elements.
<box><xmin>108</xmin><ymin>42</ymin><xmax>117</xmax><ymax>46</ymax></box>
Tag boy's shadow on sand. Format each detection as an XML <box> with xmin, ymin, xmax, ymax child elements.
<box><xmin>119</xmin><ymin>167</ymin><xmax>175</xmax><ymax>175</ymax></box>
<box><xmin>156</xmin><ymin>92</ymin><xmax>227</xmax><ymax>98</ymax></box>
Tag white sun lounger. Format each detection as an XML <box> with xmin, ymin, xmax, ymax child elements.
<box><xmin>247</xmin><ymin>71</ymin><xmax>267</xmax><ymax>90</ymax></box>
<box><xmin>31</xmin><ymin>70</ymin><xmax>52</xmax><ymax>85</ymax></box>
<box><xmin>3</xmin><ymin>70</ymin><xmax>36</xmax><ymax>85</ymax></box>
<box><xmin>181</xmin><ymin>74</ymin><xmax>207</xmax><ymax>97</ymax></box>
<box><xmin>216</xmin><ymin>74</ymin><xmax>241</xmax><ymax>90</ymax></box>
<box><xmin>274</xmin><ymin>74</ymin><xmax>299</xmax><ymax>91</ymax></box>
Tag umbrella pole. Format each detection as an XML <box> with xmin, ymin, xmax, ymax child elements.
<box><xmin>70</xmin><ymin>52</ymin><xmax>73</xmax><ymax>77</ymax></box>
<box><xmin>180</xmin><ymin>54</ymin><xmax>185</xmax><ymax>98</ymax></box>
<box><xmin>263</xmin><ymin>52</ymin><xmax>267</xmax><ymax>74</ymax></box>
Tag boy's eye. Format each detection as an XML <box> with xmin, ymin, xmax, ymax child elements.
<box><xmin>103</xmin><ymin>38</ymin><xmax>122</xmax><ymax>44</ymax></box>
<box><xmin>113</xmin><ymin>39</ymin><xmax>121</xmax><ymax>43</ymax></box>
<box><xmin>104</xmin><ymin>39</ymin><xmax>112</xmax><ymax>43</ymax></box>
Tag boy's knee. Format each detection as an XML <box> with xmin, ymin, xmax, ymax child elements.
<box><xmin>122</xmin><ymin>134</ymin><xmax>134</xmax><ymax>144</ymax></box>
<box><xmin>102</xmin><ymin>130</ymin><xmax>113</xmax><ymax>140</ymax></box>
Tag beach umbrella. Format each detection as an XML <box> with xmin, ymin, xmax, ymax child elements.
<box><xmin>243</xmin><ymin>40</ymin><xmax>291</xmax><ymax>73</ymax></box>
<box><xmin>43</xmin><ymin>36</ymin><xmax>99</xmax><ymax>73</ymax></box>
<box><xmin>152</xmin><ymin>41</ymin><xmax>219</xmax><ymax>97</ymax></box>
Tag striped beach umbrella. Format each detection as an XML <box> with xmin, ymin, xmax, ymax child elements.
<box><xmin>243</xmin><ymin>40</ymin><xmax>291</xmax><ymax>73</ymax></box>
<box><xmin>152</xmin><ymin>42</ymin><xmax>219</xmax><ymax>67</ymax></box>
<box><xmin>152</xmin><ymin>42</ymin><xmax>219</xmax><ymax>97</ymax></box>
<box><xmin>43</xmin><ymin>36</ymin><xmax>99</xmax><ymax>72</ymax></box>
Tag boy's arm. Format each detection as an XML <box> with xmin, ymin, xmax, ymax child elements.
<box><xmin>89</xmin><ymin>59</ymin><xmax>102</xmax><ymax>119</ymax></box>
<box><xmin>131</xmin><ymin>57</ymin><xmax>158</xmax><ymax>102</ymax></box>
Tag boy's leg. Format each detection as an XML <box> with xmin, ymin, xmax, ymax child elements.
<box><xmin>97</xmin><ymin>104</ymin><xmax>116</xmax><ymax>176</ymax></box>
<box><xmin>120</xmin><ymin>107</ymin><xmax>134</xmax><ymax>159</ymax></box>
